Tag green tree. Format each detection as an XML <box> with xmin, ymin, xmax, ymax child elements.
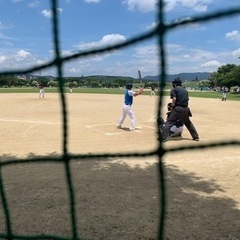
<box><xmin>209</xmin><ymin>64</ymin><xmax>240</xmax><ymax>88</ymax></box>
<box><xmin>15</xmin><ymin>78</ymin><xmax>27</xmax><ymax>87</ymax></box>
<box><xmin>228</xmin><ymin>65</ymin><xmax>240</xmax><ymax>87</ymax></box>
<box><xmin>31</xmin><ymin>80</ymin><xmax>39</xmax><ymax>87</ymax></box>
<box><xmin>198</xmin><ymin>80</ymin><xmax>211</xmax><ymax>89</ymax></box>
<box><xmin>0</xmin><ymin>74</ymin><xmax>15</xmax><ymax>87</ymax></box>
<box><xmin>72</xmin><ymin>81</ymin><xmax>78</xmax><ymax>87</ymax></box>
<box><xmin>47</xmin><ymin>80</ymin><xmax>56</xmax><ymax>87</ymax></box>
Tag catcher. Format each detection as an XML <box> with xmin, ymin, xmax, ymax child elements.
<box><xmin>158</xmin><ymin>102</ymin><xmax>192</xmax><ymax>137</ymax></box>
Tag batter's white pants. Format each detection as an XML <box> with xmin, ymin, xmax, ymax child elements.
<box><xmin>118</xmin><ymin>104</ymin><xmax>136</xmax><ymax>129</ymax></box>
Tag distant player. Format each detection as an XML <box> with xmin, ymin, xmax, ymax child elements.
<box><xmin>39</xmin><ymin>84</ymin><xmax>45</xmax><ymax>98</ymax></box>
<box><xmin>117</xmin><ymin>83</ymin><xmax>143</xmax><ymax>131</ymax></box>
<box><xmin>221</xmin><ymin>86</ymin><xmax>227</xmax><ymax>101</ymax></box>
<box><xmin>150</xmin><ymin>86</ymin><xmax>156</xmax><ymax>97</ymax></box>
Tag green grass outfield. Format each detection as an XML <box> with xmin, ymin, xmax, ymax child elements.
<box><xmin>0</xmin><ymin>87</ymin><xmax>240</xmax><ymax>101</ymax></box>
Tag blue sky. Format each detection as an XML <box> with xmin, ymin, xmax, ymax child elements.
<box><xmin>1</xmin><ymin>0</ymin><xmax>240</xmax><ymax>78</ymax></box>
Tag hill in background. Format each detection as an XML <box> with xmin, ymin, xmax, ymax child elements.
<box><xmin>143</xmin><ymin>72</ymin><xmax>211</xmax><ymax>81</ymax></box>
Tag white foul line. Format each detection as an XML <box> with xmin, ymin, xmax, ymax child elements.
<box><xmin>0</xmin><ymin>118</ymin><xmax>82</xmax><ymax>126</ymax></box>
<box><xmin>0</xmin><ymin>118</ymin><xmax>60</xmax><ymax>125</ymax></box>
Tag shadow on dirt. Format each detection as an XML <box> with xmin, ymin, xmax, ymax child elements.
<box><xmin>0</xmin><ymin>154</ymin><xmax>239</xmax><ymax>240</ymax></box>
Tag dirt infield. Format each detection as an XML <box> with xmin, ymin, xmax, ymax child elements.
<box><xmin>0</xmin><ymin>92</ymin><xmax>239</xmax><ymax>239</ymax></box>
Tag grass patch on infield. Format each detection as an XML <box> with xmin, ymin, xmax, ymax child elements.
<box><xmin>0</xmin><ymin>87</ymin><xmax>240</xmax><ymax>101</ymax></box>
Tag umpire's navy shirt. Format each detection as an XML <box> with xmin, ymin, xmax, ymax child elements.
<box><xmin>170</xmin><ymin>86</ymin><xmax>189</xmax><ymax>107</ymax></box>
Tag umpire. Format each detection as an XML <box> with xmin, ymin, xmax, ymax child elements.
<box><xmin>161</xmin><ymin>77</ymin><xmax>199</xmax><ymax>142</ymax></box>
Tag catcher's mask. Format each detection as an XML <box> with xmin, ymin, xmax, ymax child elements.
<box><xmin>167</xmin><ymin>102</ymin><xmax>173</xmax><ymax>111</ymax></box>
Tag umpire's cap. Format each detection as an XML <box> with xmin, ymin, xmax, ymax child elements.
<box><xmin>126</xmin><ymin>83</ymin><xmax>133</xmax><ymax>89</ymax></box>
<box><xmin>172</xmin><ymin>77</ymin><xmax>182</xmax><ymax>86</ymax></box>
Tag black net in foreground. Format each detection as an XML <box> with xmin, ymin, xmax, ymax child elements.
<box><xmin>1</xmin><ymin>0</ymin><xmax>240</xmax><ymax>239</ymax></box>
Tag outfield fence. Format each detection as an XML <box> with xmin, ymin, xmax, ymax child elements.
<box><xmin>1</xmin><ymin>0</ymin><xmax>240</xmax><ymax>239</ymax></box>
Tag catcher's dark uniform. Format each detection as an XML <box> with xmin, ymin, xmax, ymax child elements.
<box><xmin>161</xmin><ymin>81</ymin><xmax>199</xmax><ymax>141</ymax></box>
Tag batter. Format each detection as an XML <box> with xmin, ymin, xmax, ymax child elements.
<box><xmin>117</xmin><ymin>83</ymin><xmax>143</xmax><ymax>131</ymax></box>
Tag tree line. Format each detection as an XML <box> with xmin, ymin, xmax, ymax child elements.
<box><xmin>209</xmin><ymin>64</ymin><xmax>240</xmax><ymax>90</ymax></box>
<box><xmin>0</xmin><ymin>74</ymin><xmax>159</xmax><ymax>89</ymax></box>
<box><xmin>1</xmin><ymin>64</ymin><xmax>240</xmax><ymax>90</ymax></box>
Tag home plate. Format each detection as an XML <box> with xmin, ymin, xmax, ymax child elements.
<box><xmin>105</xmin><ymin>133</ymin><xmax>122</xmax><ymax>135</ymax></box>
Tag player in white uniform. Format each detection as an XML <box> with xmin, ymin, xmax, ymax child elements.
<box><xmin>117</xmin><ymin>83</ymin><xmax>143</xmax><ymax>131</ymax></box>
<box><xmin>39</xmin><ymin>85</ymin><xmax>45</xmax><ymax>98</ymax></box>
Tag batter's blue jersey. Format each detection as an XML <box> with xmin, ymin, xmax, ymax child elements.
<box><xmin>124</xmin><ymin>89</ymin><xmax>134</xmax><ymax>105</ymax></box>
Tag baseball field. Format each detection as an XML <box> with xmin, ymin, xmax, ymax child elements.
<box><xmin>0</xmin><ymin>91</ymin><xmax>239</xmax><ymax>240</ymax></box>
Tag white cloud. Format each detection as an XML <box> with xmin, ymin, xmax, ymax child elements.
<box><xmin>122</xmin><ymin>0</ymin><xmax>212</xmax><ymax>12</ymax></box>
<box><xmin>166</xmin><ymin>0</ymin><xmax>211</xmax><ymax>12</ymax></box>
<box><xmin>122</xmin><ymin>0</ymin><xmax>211</xmax><ymax>12</ymax></box>
<box><xmin>17</xmin><ymin>50</ymin><xmax>30</xmax><ymax>58</ymax></box>
<box><xmin>75</xmin><ymin>34</ymin><xmax>127</xmax><ymax>50</ymax></box>
<box><xmin>28</xmin><ymin>0</ymin><xmax>40</xmax><ymax>8</ymax></box>
<box><xmin>181</xmin><ymin>0</ymin><xmax>211</xmax><ymax>12</ymax></box>
<box><xmin>122</xmin><ymin>0</ymin><xmax>157</xmax><ymax>12</ymax></box>
<box><xmin>41</xmin><ymin>9</ymin><xmax>52</xmax><ymax>18</ymax></box>
<box><xmin>201</xmin><ymin>60</ymin><xmax>221</xmax><ymax>68</ymax></box>
<box><xmin>63</xmin><ymin>43</ymin><xmax>159</xmax><ymax>77</ymax></box>
<box><xmin>0</xmin><ymin>21</ymin><xmax>14</xmax><ymax>31</ymax></box>
<box><xmin>84</xmin><ymin>0</ymin><xmax>101</xmax><ymax>3</ymax></box>
<box><xmin>41</xmin><ymin>8</ymin><xmax>63</xmax><ymax>18</ymax></box>
<box><xmin>166</xmin><ymin>44</ymin><xmax>225</xmax><ymax>73</ymax></box>
<box><xmin>0</xmin><ymin>55</ymin><xmax>7</xmax><ymax>63</ymax></box>
<box><xmin>69</xmin><ymin>67</ymin><xmax>80</xmax><ymax>73</ymax></box>
<box><xmin>168</xmin><ymin>45</ymin><xmax>216</xmax><ymax>62</ymax></box>
<box><xmin>225</xmin><ymin>30</ymin><xmax>240</xmax><ymax>42</ymax></box>
<box><xmin>131</xmin><ymin>45</ymin><xmax>159</xmax><ymax>74</ymax></box>
<box><xmin>36</xmin><ymin>59</ymin><xmax>46</xmax><ymax>65</ymax></box>
<box><xmin>146</xmin><ymin>21</ymin><xmax>158</xmax><ymax>30</ymax></box>
<box><xmin>232</xmin><ymin>48</ymin><xmax>240</xmax><ymax>57</ymax></box>
<box><xmin>133</xmin><ymin>44</ymin><xmax>158</xmax><ymax>59</ymax></box>
<box><xmin>60</xmin><ymin>34</ymin><xmax>128</xmax><ymax>71</ymax></box>
<box><xmin>174</xmin><ymin>17</ymin><xmax>200</xmax><ymax>28</ymax></box>
<box><xmin>0</xmin><ymin>49</ymin><xmax>47</xmax><ymax>72</ymax></box>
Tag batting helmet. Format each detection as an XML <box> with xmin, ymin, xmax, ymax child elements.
<box><xmin>126</xmin><ymin>83</ymin><xmax>133</xmax><ymax>89</ymax></box>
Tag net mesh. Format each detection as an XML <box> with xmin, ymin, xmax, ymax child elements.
<box><xmin>1</xmin><ymin>0</ymin><xmax>240</xmax><ymax>239</ymax></box>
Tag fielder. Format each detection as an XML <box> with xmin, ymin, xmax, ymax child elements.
<box><xmin>150</xmin><ymin>86</ymin><xmax>156</xmax><ymax>97</ymax></box>
<box><xmin>117</xmin><ymin>83</ymin><xmax>144</xmax><ymax>131</ymax></box>
<box><xmin>39</xmin><ymin>84</ymin><xmax>45</xmax><ymax>98</ymax></box>
<box><xmin>221</xmin><ymin>86</ymin><xmax>227</xmax><ymax>101</ymax></box>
